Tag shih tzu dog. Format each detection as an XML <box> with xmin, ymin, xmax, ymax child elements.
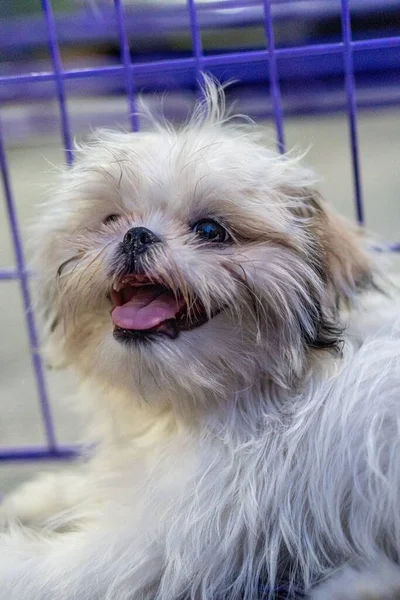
<box><xmin>1</xmin><ymin>79</ymin><xmax>400</xmax><ymax>600</ymax></box>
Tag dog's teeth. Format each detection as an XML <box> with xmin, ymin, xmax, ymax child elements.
<box><xmin>113</xmin><ymin>282</ymin><xmax>121</xmax><ymax>292</ymax></box>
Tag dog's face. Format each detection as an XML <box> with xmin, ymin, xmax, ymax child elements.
<box><xmin>34</xmin><ymin>102</ymin><xmax>370</xmax><ymax>402</ymax></box>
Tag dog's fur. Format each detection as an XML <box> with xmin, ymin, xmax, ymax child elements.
<box><xmin>1</xmin><ymin>81</ymin><xmax>400</xmax><ymax>600</ymax></box>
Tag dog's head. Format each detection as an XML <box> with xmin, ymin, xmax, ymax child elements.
<box><xmin>33</xmin><ymin>83</ymin><xmax>371</xmax><ymax>402</ymax></box>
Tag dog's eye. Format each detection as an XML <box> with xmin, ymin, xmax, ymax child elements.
<box><xmin>192</xmin><ymin>219</ymin><xmax>231</xmax><ymax>243</ymax></box>
<box><xmin>104</xmin><ymin>214</ymin><xmax>120</xmax><ymax>225</ymax></box>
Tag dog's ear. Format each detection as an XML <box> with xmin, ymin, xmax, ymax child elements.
<box><xmin>283</xmin><ymin>189</ymin><xmax>373</xmax><ymax>358</ymax></box>
<box><xmin>30</xmin><ymin>235</ymin><xmax>69</xmax><ymax>369</ymax></box>
<box><xmin>297</xmin><ymin>190</ymin><xmax>372</xmax><ymax>307</ymax></box>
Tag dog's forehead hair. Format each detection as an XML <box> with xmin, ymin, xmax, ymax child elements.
<box><xmin>74</xmin><ymin>128</ymin><xmax>289</xmax><ymax>220</ymax></box>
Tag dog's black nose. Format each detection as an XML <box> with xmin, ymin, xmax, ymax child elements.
<box><xmin>123</xmin><ymin>226</ymin><xmax>160</xmax><ymax>254</ymax></box>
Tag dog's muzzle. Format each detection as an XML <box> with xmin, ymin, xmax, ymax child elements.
<box><xmin>109</xmin><ymin>227</ymin><xmax>220</xmax><ymax>343</ymax></box>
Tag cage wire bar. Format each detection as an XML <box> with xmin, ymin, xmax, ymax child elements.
<box><xmin>340</xmin><ymin>0</ymin><xmax>364</xmax><ymax>224</ymax></box>
<box><xmin>262</xmin><ymin>0</ymin><xmax>285</xmax><ymax>152</ymax></box>
<box><xmin>1</xmin><ymin>0</ymin><xmax>400</xmax><ymax>462</ymax></box>
<box><xmin>41</xmin><ymin>0</ymin><xmax>74</xmax><ymax>165</ymax></box>
<box><xmin>0</xmin><ymin>117</ymin><xmax>58</xmax><ymax>457</ymax></box>
<box><xmin>114</xmin><ymin>0</ymin><xmax>140</xmax><ymax>132</ymax></box>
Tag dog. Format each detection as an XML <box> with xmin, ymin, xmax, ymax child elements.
<box><xmin>0</xmin><ymin>79</ymin><xmax>400</xmax><ymax>600</ymax></box>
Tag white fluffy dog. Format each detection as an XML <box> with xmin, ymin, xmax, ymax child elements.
<box><xmin>1</xmin><ymin>81</ymin><xmax>400</xmax><ymax>600</ymax></box>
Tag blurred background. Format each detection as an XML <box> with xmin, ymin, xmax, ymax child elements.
<box><xmin>0</xmin><ymin>0</ymin><xmax>399</xmax><ymax>492</ymax></box>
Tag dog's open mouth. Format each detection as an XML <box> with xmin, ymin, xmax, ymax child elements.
<box><xmin>109</xmin><ymin>274</ymin><xmax>210</xmax><ymax>341</ymax></box>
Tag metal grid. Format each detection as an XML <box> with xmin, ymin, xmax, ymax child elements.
<box><xmin>0</xmin><ymin>0</ymin><xmax>399</xmax><ymax>462</ymax></box>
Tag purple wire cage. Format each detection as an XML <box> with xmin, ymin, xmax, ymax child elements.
<box><xmin>0</xmin><ymin>0</ymin><xmax>399</xmax><ymax>463</ymax></box>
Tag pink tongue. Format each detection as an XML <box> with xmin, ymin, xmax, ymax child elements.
<box><xmin>111</xmin><ymin>287</ymin><xmax>180</xmax><ymax>331</ymax></box>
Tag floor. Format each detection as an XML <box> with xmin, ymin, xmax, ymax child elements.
<box><xmin>0</xmin><ymin>104</ymin><xmax>399</xmax><ymax>495</ymax></box>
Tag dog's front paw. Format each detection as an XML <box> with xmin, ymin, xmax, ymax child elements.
<box><xmin>0</xmin><ymin>497</ymin><xmax>35</xmax><ymax>531</ymax></box>
<box><xmin>0</xmin><ymin>508</ymin><xmax>11</xmax><ymax>531</ymax></box>
<box><xmin>309</xmin><ymin>561</ymin><xmax>400</xmax><ymax>600</ymax></box>
<box><xmin>0</xmin><ymin>471</ymin><xmax>84</xmax><ymax>531</ymax></box>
